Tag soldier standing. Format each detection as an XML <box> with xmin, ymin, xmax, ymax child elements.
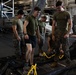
<box><xmin>51</xmin><ymin>1</ymin><xmax>72</xmax><ymax>67</ymax></box>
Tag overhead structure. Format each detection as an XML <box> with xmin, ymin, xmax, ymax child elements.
<box><xmin>1</xmin><ymin>0</ymin><xmax>14</xmax><ymax>19</ymax></box>
<box><xmin>36</xmin><ymin>0</ymin><xmax>46</xmax><ymax>17</ymax></box>
<box><xmin>30</xmin><ymin>0</ymin><xmax>46</xmax><ymax>17</ymax></box>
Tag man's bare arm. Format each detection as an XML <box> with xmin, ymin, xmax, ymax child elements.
<box><xmin>23</xmin><ymin>20</ymin><xmax>28</xmax><ymax>34</ymax></box>
<box><xmin>52</xmin><ymin>20</ymin><xmax>56</xmax><ymax>35</ymax></box>
<box><xmin>12</xmin><ymin>25</ymin><xmax>20</xmax><ymax>40</ymax></box>
<box><xmin>67</xmin><ymin>19</ymin><xmax>72</xmax><ymax>34</ymax></box>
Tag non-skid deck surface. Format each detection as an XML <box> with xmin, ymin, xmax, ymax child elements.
<box><xmin>0</xmin><ymin>56</ymin><xmax>76</xmax><ymax>75</ymax></box>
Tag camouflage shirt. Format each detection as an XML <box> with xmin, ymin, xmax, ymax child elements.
<box><xmin>38</xmin><ymin>20</ymin><xmax>46</xmax><ymax>35</ymax></box>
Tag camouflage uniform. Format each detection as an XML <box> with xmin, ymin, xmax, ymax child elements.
<box><xmin>38</xmin><ymin>20</ymin><xmax>46</xmax><ymax>53</ymax></box>
<box><xmin>53</xmin><ymin>11</ymin><xmax>71</xmax><ymax>60</ymax></box>
<box><xmin>13</xmin><ymin>35</ymin><xmax>24</xmax><ymax>57</ymax></box>
<box><xmin>12</xmin><ymin>18</ymin><xmax>25</xmax><ymax>57</ymax></box>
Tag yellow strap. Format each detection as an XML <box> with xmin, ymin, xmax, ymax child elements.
<box><xmin>27</xmin><ymin>53</ymin><xmax>64</xmax><ymax>75</ymax></box>
<box><xmin>42</xmin><ymin>52</ymin><xmax>56</xmax><ymax>59</ymax></box>
<box><xmin>59</xmin><ymin>54</ymin><xmax>64</xmax><ymax>59</ymax></box>
<box><xmin>27</xmin><ymin>64</ymin><xmax>37</xmax><ymax>75</ymax></box>
<box><xmin>42</xmin><ymin>52</ymin><xmax>64</xmax><ymax>59</ymax></box>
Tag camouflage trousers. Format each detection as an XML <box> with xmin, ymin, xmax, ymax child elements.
<box><xmin>54</xmin><ymin>31</ymin><xmax>70</xmax><ymax>61</ymax></box>
<box><xmin>13</xmin><ymin>35</ymin><xmax>25</xmax><ymax>57</ymax></box>
<box><xmin>38</xmin><ymin>33</ymin><xmax>45</xmax><ymax>53</ymax></box>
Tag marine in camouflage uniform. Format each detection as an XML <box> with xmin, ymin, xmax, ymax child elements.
<box><xmin>38</xmin><ymin>16</ymin><xmax>47</xmax><ymax>55</ymax></box>
<box><xmin>51</xmin><ymin>1</ymin><xmax>72</xmax><ymax>66</ymax></box>
<box><xmin>12</xmin><ymin>10</ymin><xmax>24</xmax><ymax>58</ymax></box>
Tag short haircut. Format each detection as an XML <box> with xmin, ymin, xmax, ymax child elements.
<box><xmin>56</xmin><ymin>1</ymin><xmax>63</xmax><ymax>7</ymax></box>
<box><xmin>17</xmin><ymin>9</ymin><xmax>24</xmax><ymax>15</ymax></box>
<box><xmin>34</xmin><ymin>7</ymin><xmax>41</xmax><ymax>11</ymax></box>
